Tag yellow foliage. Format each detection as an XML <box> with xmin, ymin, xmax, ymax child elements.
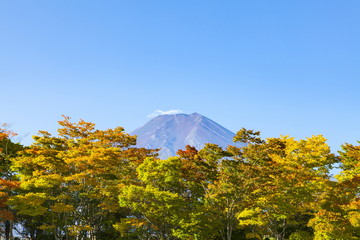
<box><xmin>237</xmin><ymin>208</ymin><xmax>266</xmax><ymax>226</ymax></box>
<box><xmin>68</xmin><ymin>225</ymin><xmax>93</xmax><ymax>236</ymax></box>
<box><xmin>51</xmin><ymin>203</ymin><xmax>74</xmax><ymax>213</ymax></box>
<box><xmin>98</xmin><ymin>202</ymin><xmax>120</xmax><ymax>212</ymax></box>
<box><xmin>9</xmin><ymin>193</ymin><xmax>47</xmax><ymax>216</ymax></box>
<box><xmin>245</xmin><ymin>232</ymin><xmax>261</xmax><ymax>239</ymax></box>
<box><xmin>38</xmin><ymin>224</ymin><xmax>56</xmax><ymax>230</ymax></box>
<box><xmin>237</xmin><ymin>208</ymin><xmax>260</xmax><ymax>218</ymax></box>
<box><xmin>348</xmin><ymin>211</ymin><xmax>360</xmax><ymax>227</ymax></box>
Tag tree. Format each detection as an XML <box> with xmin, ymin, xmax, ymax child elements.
<box><xmin>308</xmin><ymin>143</ymin><xmax>360</xmax><ymax>239</ymax></box>
<box><xmin>119</xmin><ymin>157</ymin><xmax>187</xmax><ymax>240</ymax></box>
<box><xmin>234</xmin><ymin>131</ymin><xmax>336</xmax><ymax>240</ymax></box>
<box><xmin>338</xmin><ymin>143</ymin><xmax>360</xmax><ymax>236</ymax></box>
<box><xmin>0</xmin><ymin>124</ymin><xmax>23</xmax><ymax>240</ymax></box>
<box><xmin>10</xmin><ymin>116</ymin><xmax>155</xmax><ymax>239</ymax></box>
<box><xmin>118</xmin><ymin>145</ymin><xmax>222</xmax><ymax>240</ymax></box>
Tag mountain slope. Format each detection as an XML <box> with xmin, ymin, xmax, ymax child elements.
<box><xmin>131</xmin><ymin>113</ymin><xmax>241</xmax><ymax>159</ymax></box>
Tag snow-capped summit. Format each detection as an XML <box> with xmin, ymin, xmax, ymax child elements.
<box><xmin>131</xmin><ymin>113</ymin><xmax>241</xmax><ymax>159</ymax></box>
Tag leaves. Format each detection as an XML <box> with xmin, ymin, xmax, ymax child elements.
<box><xmin>9</xmin><ymin>116</ymin><xmax>153</xmax><ymax>239</ymax></box>
<box><xmin>1</xmin><ymin>122</ymin><xmax>359</xmax><ymax>240</ymax></box>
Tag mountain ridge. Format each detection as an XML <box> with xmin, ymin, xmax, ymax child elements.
<box><xmin>131</xmin><ymin>113</ymin><xmax>241</xmax><ymax>159</ymax></box>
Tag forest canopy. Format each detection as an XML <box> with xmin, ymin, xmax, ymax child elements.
<box><xmin>0</xmin><ymin>117</ymin><xmax>359</xmax><ymax>240</ymax></box>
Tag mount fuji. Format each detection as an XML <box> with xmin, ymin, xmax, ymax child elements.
<box><xmin>131</xmin><ymin>113</ymin><xmax>241</xmax><ymax>159</ymax></box>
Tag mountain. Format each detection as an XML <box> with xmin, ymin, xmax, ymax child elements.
<box><xmin>131</xmin><ymin>113</ymin><xmax>242</xmax><ymax>159</ymax></box>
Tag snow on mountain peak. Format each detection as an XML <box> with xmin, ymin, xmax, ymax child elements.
<box><xmin>131</xmin><ymin>113</ymin><xmax>242</xmax><ymax>159</ymax></box>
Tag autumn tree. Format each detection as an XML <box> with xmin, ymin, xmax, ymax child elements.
<box><xmin>118</xmin><ymin>144</ymin><xmax>224</xmax><ymax>240</ymax></box>
<box><xmin>0</xmin><ymin>124</ymin><xmax>22</xmax><ymax>240</ymax></box>
<box><xmin>9</xmin><ymin>116</ymin><xmax>155</xmax><ymax>240</ymax></box>
<box><xmin>233</xmin><ymin>130</ymin><xmax>336</xmax><ymax>240</ymax></box>
<box><xmin>2</xmin><ymin>120</ymin><xmax>352</xmax><ymax>240</ymax></box>
<box><xmin>338</xmin><ymin>143</ymin><xmax>360</xmax><ymax>238</ymax></box>
<box><xmin>308</xmin><ymin>143</ymin><xmax>360</xmax><ymax>239</ymax></box>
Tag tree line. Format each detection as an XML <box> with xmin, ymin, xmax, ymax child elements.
<box><xmin>0</xmin><ymin>117</ymin><xmax>359</xmax><ymax>240</ymax></box>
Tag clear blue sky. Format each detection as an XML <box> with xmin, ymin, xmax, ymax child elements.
<box><xmin>1</xmin><ymin>1</ymin><xmax>359</xmax><ymax>153</ymax></box>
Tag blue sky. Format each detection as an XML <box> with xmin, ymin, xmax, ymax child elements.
<box><xmin>1</xmin><ymin>1</ymin><xmax>360</xmax><ymax>153</ymax></box>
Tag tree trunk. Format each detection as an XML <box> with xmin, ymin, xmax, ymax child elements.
<box><xmin>5</xmin><ymin>220</ymin><xmax>13</xmax><ymax>240</ymax></box>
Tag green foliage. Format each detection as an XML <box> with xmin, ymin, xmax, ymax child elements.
<box><xmin>119</xmin><ymin>155</ymin><xmax>216</xmax><ymax>240</ymax></box>
<box><xmin>234</xmin><ymin>128</ymin><xmax>264</xmax><ymax>144</ymax></box>
<box><xmin>1</xmin><ymin>122</ymin><xmax>359</xmax><ymax>240</ymax></box>
<box><xmin>288</xmin><ymin>230</ymin><xmax>313</xmax><ymax>240</ymax></box>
